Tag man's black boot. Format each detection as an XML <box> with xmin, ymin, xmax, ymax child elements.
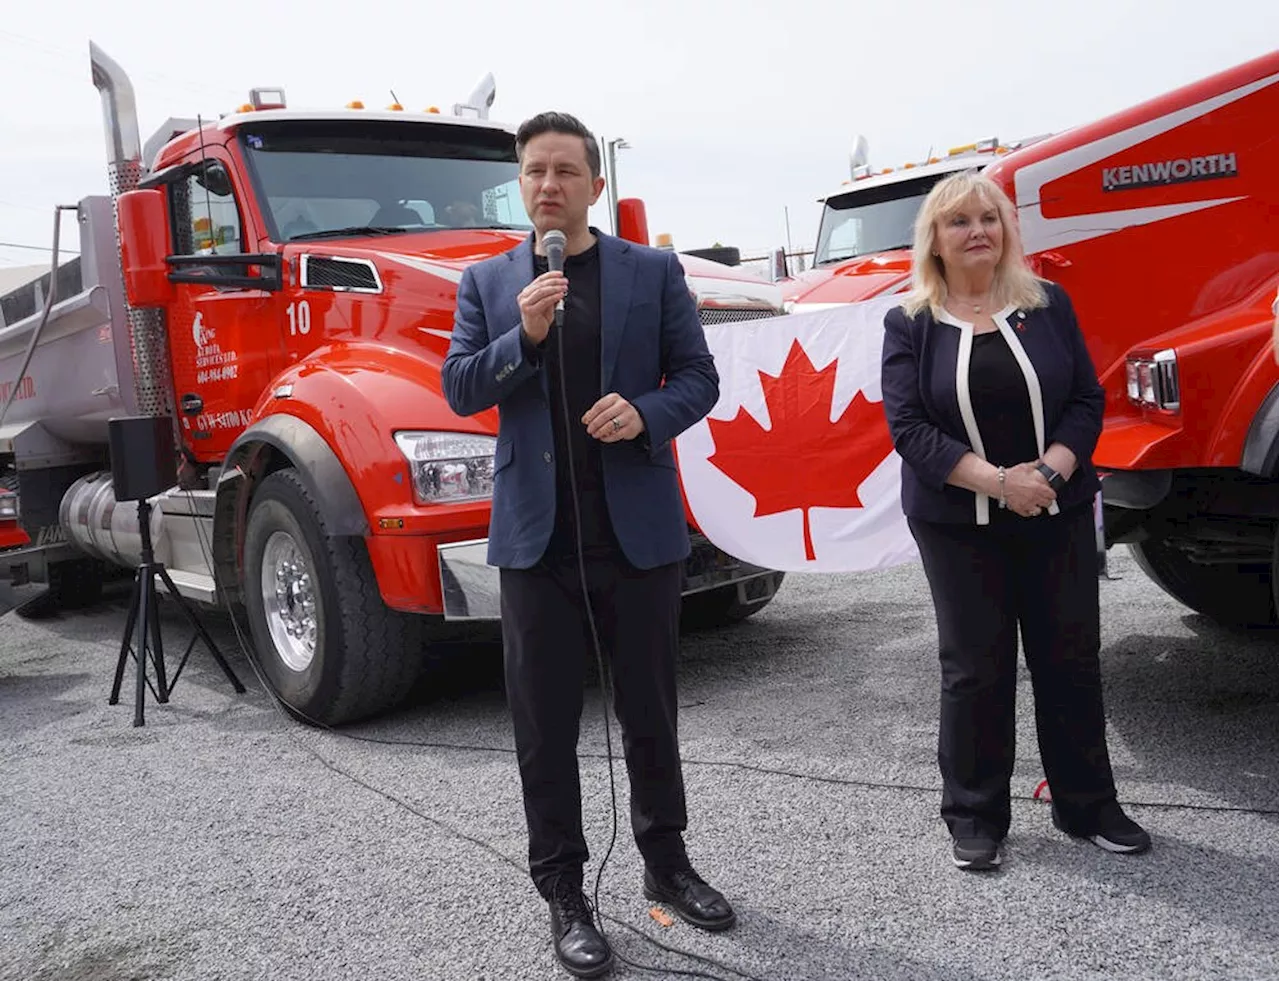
<box><xmin>643</xmin><ymin>865</ymin><xmax>737</xmax><ymax>931</ymax></box>
<box><xmin>548</xmin><ymin>882</ymin><xmax>613</xmax><ymax>978</ymax></box>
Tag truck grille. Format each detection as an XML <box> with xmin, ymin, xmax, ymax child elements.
<box><xmin>699</xmin><ymin>308</ymin><xmax>781</xmax><ymax>326</ymax></box>
<box><xmin>301</xmin><ymin>255</ymin><xmax>382</xmax><ymax>293</ymax></box>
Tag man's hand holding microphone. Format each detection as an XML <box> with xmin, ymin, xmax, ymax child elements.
<box><xmin>522</xmin><ymin>228</ymin><xmax>645</xmax><ymax>444</ymax></box>
<box><xmin>517</xmin><ymin>276</ymin><xmax>567</xmax><ymax>347</ymax></box>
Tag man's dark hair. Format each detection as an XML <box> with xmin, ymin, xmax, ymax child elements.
<box><xmin>515</xmin><ymin>111</ymin><xmax>601</xmax><ymax>180</ymax></box>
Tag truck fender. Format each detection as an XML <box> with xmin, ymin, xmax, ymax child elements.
<box><xmin>212</xmin><ymin>413</ymin><xmax>369</xmax><ymax>600</ymax></box>
<box><xmin>1241</xmin><ymin>383</ymin><xmax>1278</xmax><ymax>479</ymax></box>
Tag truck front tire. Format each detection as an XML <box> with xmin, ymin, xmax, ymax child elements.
<box><xmin>243</xmin><ymin>469</ymin><xmax>427</xmax><ymax>725</ymax></box>
<box><xmin>1129</xmin><ymin>538</ymin><xmax>1278</xmax><ymax>629</ymax></box>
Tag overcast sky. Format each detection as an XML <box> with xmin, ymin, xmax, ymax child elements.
<box><xmin>1</xmin><ymin>0</ymin><xmax>1275</xmax><ymax>278</ymax></box>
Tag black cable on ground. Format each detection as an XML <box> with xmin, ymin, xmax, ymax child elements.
<box><xmin>310</xmin><ymin>722</ymin><xmax>1280</xmax><ymax>817</ymax></box>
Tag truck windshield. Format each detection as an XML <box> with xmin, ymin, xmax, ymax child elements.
<box><xmin>813</xmin><ymin>170</ymin><xmax>977</xmax><ymax>265</ymax></box>
<box><xmin>238</xmin><ymin>120</ymin><xmax>533</xmax><ymax>242</ymax></box>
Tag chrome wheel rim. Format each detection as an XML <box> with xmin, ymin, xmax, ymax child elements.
<box><xmin>260</xmin><ymin>530</ymin><xmax>318</xmax><ymax>672</ymax></box>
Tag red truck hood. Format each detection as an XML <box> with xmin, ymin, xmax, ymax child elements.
<box><xmin>782</xmin><ymin>251</ymin><xmax>913</xmax><ymax>308</ymax></box>
<box><xmin>288</xmin><ymin>229</ymin><xmax>782</xmax><ymax>327</ymax></box>
<box><xmin>282</xmin><ymin>230</ymin><xmax>529</xmax><ymax>363</ymax></box>
<box><xmin>276</xmin><ymin>230</ymin><xmax>782</xmax><ymax>440</ymax></box>
<box><xmin>293</xmin><ymin>228</ymin><xmax>526</xmax><ymax>288</ymax></box>
<box><xmin>291</xmin><ymin>228</ymin><xmax>779</xmax><ymax>302</ymax></box>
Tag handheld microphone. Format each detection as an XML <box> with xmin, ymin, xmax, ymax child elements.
<box><xmin>543</xmin><ymin>228</ymin><xmax>567</xmax><ymax>327</ymax></box>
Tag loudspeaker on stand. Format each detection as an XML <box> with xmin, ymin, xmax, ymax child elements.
<box><xmin>106</xmin><ymin>415</ymin><xmax>245</xmax><ymax>725</ymax></box>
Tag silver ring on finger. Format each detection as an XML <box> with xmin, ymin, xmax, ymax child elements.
<box><xmin>611</xmin><ymin>417</ymin><xmax>621</xmax><ymax>432</ymax></box>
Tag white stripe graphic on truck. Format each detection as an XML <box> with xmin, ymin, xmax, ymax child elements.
<box><xmin>1013</xmin><ymin>73</ymin><xmax>1276</xmax><ymax>252</ymax></box>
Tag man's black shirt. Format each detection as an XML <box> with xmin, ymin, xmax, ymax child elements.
<box><xmin>529</xmin><ymin>242</ymin><xmax>620</xmax><ymax>560</ymax></box>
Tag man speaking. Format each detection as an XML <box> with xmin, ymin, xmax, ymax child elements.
<box><xmin>442</xmin><ymin>112</ymin><xmax>735</xmax><ymax>977</ymax></box>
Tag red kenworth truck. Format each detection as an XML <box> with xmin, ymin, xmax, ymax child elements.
<box><xmin>985</xmin><ymin>50</ymin><xmax>1278</xmax><ymax>628</ymax></box>
<box><xmin>0</xmin><ymin>44</ymin><xmax>786</xmax><ymax>724</ymax></box>
<box><xmin>778</xmin><ymin>52</ymin><xmax>1278</xmax><ymax>627</ymax></box>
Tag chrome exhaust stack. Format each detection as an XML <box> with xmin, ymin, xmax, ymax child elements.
<box><xmin>90</xmin><ymin>41</ymin><xmax>143</xmax><ymax>181</ymax></box>
<box><xmin>89</xmin><ymin>41</ymin><xmax>175</xmax><ymax>421</ymax></box>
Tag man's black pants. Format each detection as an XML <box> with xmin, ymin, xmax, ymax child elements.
<box><xmin>908</xmin><ymin>504</ymin><xmax>1120</xmax><ymax>841</ymax></box>
<box><xmin>499</xmin><ymin>553</ymin><xmax>689</xmax><ymax>899</ymax></box>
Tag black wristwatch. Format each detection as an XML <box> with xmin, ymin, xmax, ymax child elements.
<box><xmin>1036</xmin><ymin>461</ymin><xmax>1066</xmax><ymax>491</ymax></box>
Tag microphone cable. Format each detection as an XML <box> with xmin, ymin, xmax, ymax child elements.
<box><xmin>550</xmin><ymin>292</ymin><xmax>760</xmax><ymax>980</ymax></box>
<box><xmin>537</xmin><ymin>228</ymin><xmax>740</xmax><ymax>976</ymax></box>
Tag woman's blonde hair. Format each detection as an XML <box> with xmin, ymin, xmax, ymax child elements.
<box><xmin>900</xmin><ymin>170</ymin><xmax>1048</xmax><ymax>318</ymax></box>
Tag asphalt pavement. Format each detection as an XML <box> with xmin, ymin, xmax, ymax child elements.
<box><xmin>1</xmin><ymin>547</ymin><xmax>1276</xmax><ymax>981</ymax></box>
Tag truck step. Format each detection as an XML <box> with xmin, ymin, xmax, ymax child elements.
<box><xmin>155</xmin><ymin>566</ymin><xmax>219</xmax><ymax>606</ymax></box>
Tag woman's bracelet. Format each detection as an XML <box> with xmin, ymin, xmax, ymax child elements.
<box><xmin>997</xmin><ymin>466</ymin><xmax>1007</xmax><ymax>509</ymax></box>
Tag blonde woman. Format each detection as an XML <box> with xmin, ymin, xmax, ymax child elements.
<box><xmin>880</xmin><ymin>172</ymin><xmax>1150</xmax><ymax>871</ymax></box>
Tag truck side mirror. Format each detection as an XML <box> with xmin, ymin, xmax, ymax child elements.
<box><xmin>616</xmin><ymin>197</ymin><xmax>649</xmax><ymax>246</ymax></box>
<box><xmin>117</xmin><ymin>188</ymin><xmax>174</xmax><ymax>307</ymax></box>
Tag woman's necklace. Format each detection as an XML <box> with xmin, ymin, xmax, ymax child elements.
<box><xmin>949</xmin><ymin>288</ymin><xmax>993</xmax><ymax>314</ymax></box>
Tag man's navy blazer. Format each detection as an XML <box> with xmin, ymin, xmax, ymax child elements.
<box><xmin>441</xmin><ymin>231</ymin><xmax>719</xmax><ymax>570</ymax></box>
<box><xmin>880</xmin><ymin>281</ymin><xmax>1104</xmax><ymax>525</ymax></box>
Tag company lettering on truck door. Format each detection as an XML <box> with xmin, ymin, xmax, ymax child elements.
<box><xmin>166</xmin><ymin>153</ymin><xmax>284</xmax><ymax>453</ymax></box>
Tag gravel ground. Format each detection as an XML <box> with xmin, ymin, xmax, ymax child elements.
<box><xmin>1</xmin><ymin>548</ymin><xmax>1276</xmax><ymax>981</ymax></box>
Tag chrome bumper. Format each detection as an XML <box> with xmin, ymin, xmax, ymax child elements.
<box><xmin>437</xmin><ymin>533</ymin><xmax>780</xmax><ymax>621</ymax></box>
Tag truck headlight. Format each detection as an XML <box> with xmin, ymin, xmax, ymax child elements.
<box><xmin>1124</xmin><ymin>349</ymin><xmax>1179</xmax><ymax>413</ymax></box>
<box><xmin>393</xmin><ymin>432</ymin><xmax>495</xmax><ymax>504</ymax></box>
<box><xmin>0</xmin><ymin>492</ymin><xmax>18</xmax><ymax>520</ymax></box>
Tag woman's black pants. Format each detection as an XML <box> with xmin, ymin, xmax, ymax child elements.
<box><xmin>908</xmin><ymin>504</ymin><xmax>1120</xmax><ymax>841</ymax></box>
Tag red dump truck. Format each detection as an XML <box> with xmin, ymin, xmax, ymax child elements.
<box><xmin>0</xmin><ymin>43</ymin><xmax>786</xmax><ymax>724</ymax></box>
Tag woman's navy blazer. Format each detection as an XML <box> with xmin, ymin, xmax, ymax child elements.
<box><xmin>880</xmin><ymin>281</ymin><xmax>1105</xmax><ymax>525</ymax></box>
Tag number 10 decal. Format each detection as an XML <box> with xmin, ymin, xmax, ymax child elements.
<box><xmin>286</xmin><ymin>300</ymin><xmax>312</xmax><ymax>335</ymax></box>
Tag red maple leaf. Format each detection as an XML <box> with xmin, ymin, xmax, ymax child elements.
<box><xmin>706</xmin><ymin>339</ymin><xmax>895</xmax><ymax>561</ymax></box>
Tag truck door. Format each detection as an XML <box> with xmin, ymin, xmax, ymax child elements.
<box><xmin>165</xmin><ymin>154</ymin><xmax>284</xmax><ymax>461</ymax></box>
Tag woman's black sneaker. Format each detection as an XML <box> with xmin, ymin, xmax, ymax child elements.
<box><xmin>952</xmin><ymin>836</ymin><xmax>1002</xmax><ymax>871</ymax></box>
<box><xmin>1052</xmin><ymin>804</ymin><xmax>1152</xmax><ymax>855</ymax></box>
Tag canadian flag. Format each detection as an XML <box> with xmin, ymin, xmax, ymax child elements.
<box><xmin>675</xmin><ymin>296</ymin><xmax>919</xmax><ymax>573</ymax></box>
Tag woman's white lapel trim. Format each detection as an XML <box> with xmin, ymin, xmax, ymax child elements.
<box><xmin>993</xmin><ymin>307</ymin><xmax>1060</xmax><ymax>516</ymax></box>
<box><xmin>936</xmin><ymin>307</ymin><xmax>989</xmax><ymax>525</ymax></box>
<box><xmin>935</xmin><ymin>304</ymin><xmax>1058</xmax><ymax>522</ymax></box>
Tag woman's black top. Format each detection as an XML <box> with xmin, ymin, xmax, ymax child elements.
<box><xmin>969</xmin><ymin>330</ymin><xmax>1039</xmax><ymax>468</ymax></box>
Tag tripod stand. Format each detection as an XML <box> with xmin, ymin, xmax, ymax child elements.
<box><xmin>109</xmin><ymin>499</ymin><xmax>246</xmax><ymax>726</ymax></box>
